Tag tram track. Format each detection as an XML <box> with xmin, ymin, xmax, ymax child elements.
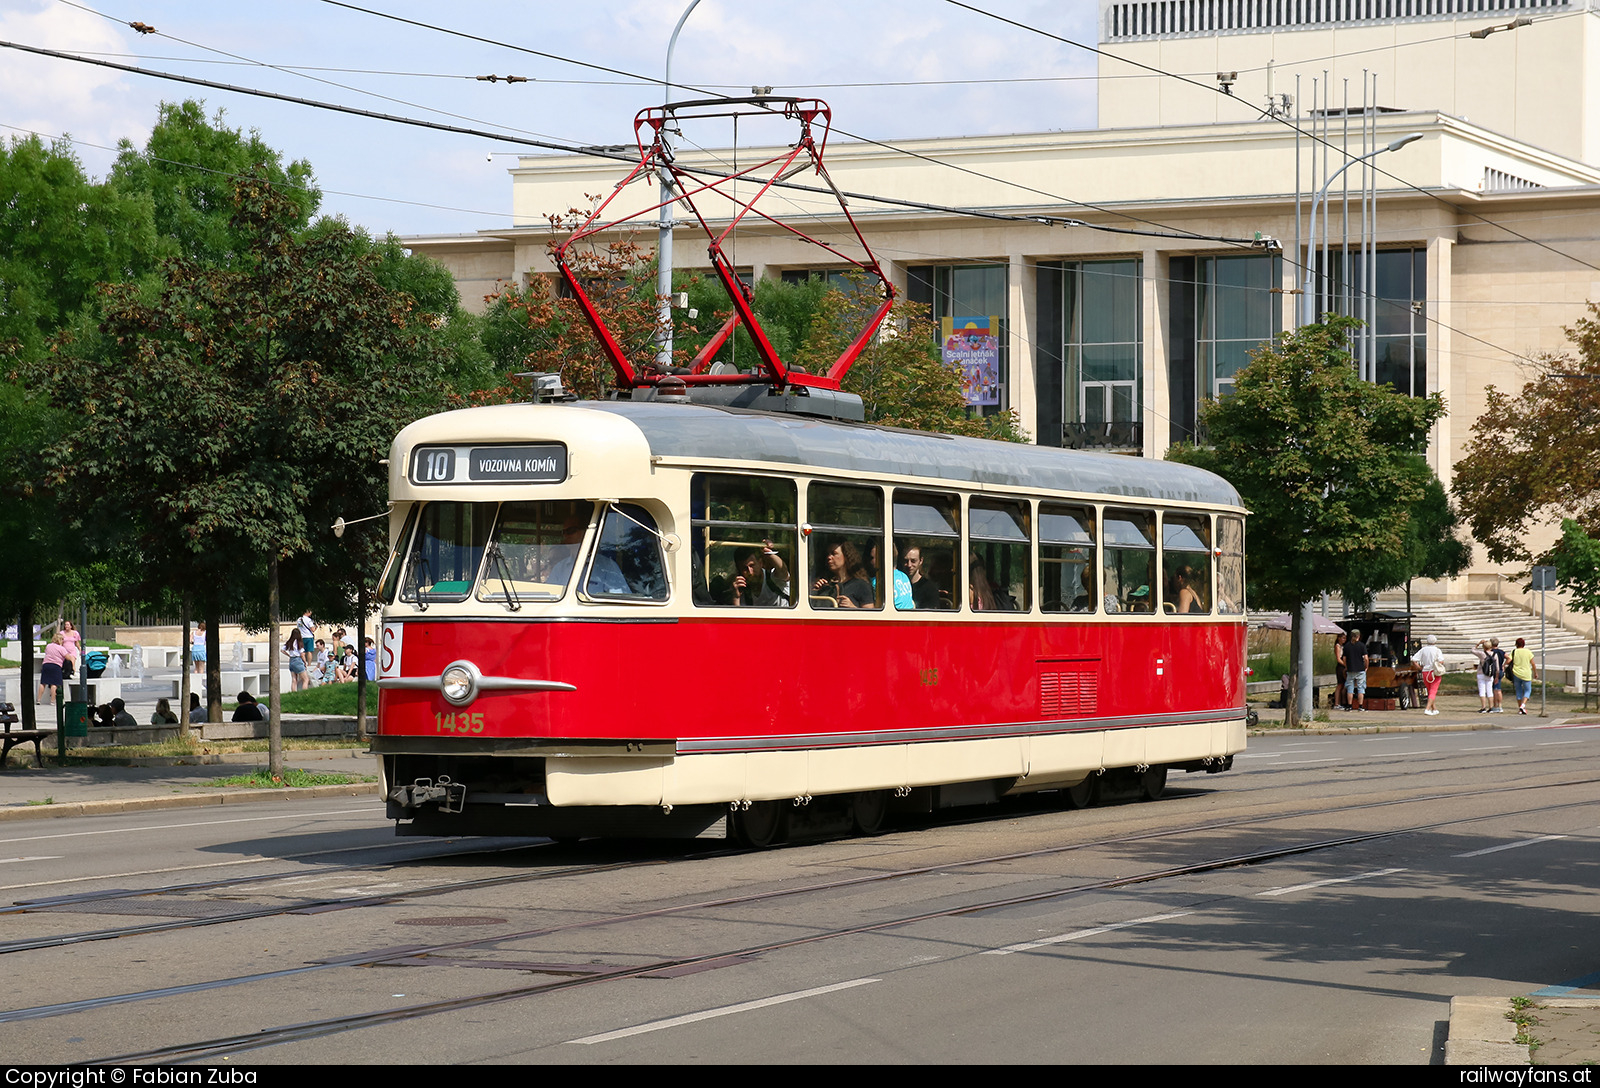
<box><xmin>2</xmin><ymin>768</ymin><xmax>1591</xmax><ymax>960</ymax></box>
<box><xmin>86</xmin><ymin>782</ymin><xmax>1600</xmax><ymax>1064</ymax></box>
<box><xmin>6</xmin><ymin>771</ymin><xmax>1595</xmax><ymax>1043</ymax></box>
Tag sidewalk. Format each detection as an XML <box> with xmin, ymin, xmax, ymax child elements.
<box><xmin>0</xmin><ymin>747</ymin><xmax>380</xmax><ymax>821</ymax></box>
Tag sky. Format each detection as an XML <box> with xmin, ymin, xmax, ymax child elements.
<box><xmin>0</xmin><ymin>0</ymin><xmax>1103</xmax><ymax>238</ymax></box>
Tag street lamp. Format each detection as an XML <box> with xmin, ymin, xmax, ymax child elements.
<box><xmin>1294</xmin><ymin>131</ymin><xmax>1423</xmax><ymax>720</ymax></box>
<box><xmin>657</xmin><ymin>0</ymin><xmax>704</xmax><ymax>371</ymax></box>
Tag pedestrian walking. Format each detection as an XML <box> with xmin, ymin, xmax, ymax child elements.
<box><xmin>1488</xmin><ymin>637</ymin><xmax>1508</xmax><ymax>712</ymax></box>
<box><xmin>1343</xmin><ymin>628</ymin><xmax>1370</xmax><ymax>712</ymax></box>
<box><xmin>1509</xmin><ymin>636</ymin><xmax>1538</xmax><ymax>714</ymax></box>
<box><xmin>1415</xmin><ymin>633</ymin><xmax>1444</xmax><ymax>715</ymax></box>
<box><xmin>1473</xmin><ymin>639</ymin><xmax>1499</xmax><ymax>713</ymax></box>
<box><xmin>191</xmin><ymin>621</ymin><xmax>207</xmax><ymax>674</ymax></box>
<box><xmin>37</xmin><ymin>633</ymin><xmax>68</xmax><ymax>706</ymax></box>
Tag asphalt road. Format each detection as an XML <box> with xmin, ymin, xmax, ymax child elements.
<box><xmin>2</xmin><ymin>719</ymin><xmax>1596</xmax><ymax>1065</ymax></box>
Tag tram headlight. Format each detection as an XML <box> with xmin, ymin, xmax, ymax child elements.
<box><xmin>440</xmin><ymin>661</ymin><xmax>479</xmax><ymax>706</ymax></box>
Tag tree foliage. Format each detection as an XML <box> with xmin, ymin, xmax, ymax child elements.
<box><xmin>1168</xmin><ymin>317</ymin><xmax>1446</xmax><ymax>613</ymax></box>
<box><xmin>0</xmin><ymin>134</ymin><xmax>158</xmax><ymax>357</ymax></box>
<box><xmin>1549</xmin><ymin>519</ymin><xmax>1600</xmax><ymax>641</ymax></box>
<box><xmin>110</xmin><ymin>100</ymin><xmax>320</xmax><ymax>269</ymax></box>
<box><xmin>1338</xmin><ymin>458</ymin><xmax>1471</xmax><ymax>608</ymax></box>
<box><xmin>1453</xmin><ymin>304</ymin><xmax>1600</xmax><ymax>564</ymax></box>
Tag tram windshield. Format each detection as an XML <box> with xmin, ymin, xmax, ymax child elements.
<box><xmin>396</xmin><ymin>499</ymin><xmax>668</xmax><ymax>607</ymax></box>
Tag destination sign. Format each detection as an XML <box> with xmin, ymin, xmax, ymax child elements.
<box><xmin>411</xmin><ymin>443</ymin><xmax>567</xmax><ymax>485</ymax></box>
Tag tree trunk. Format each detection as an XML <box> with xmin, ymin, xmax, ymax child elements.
<box><xmin>205</xmin><ymin>608</ymin><xmax>222</xmax><ymax>723</ymax></box>
<box><xmin>18</xmin><ymin>599</ymin><xmax>35</xmax><ymax>732</ymax></box>
<box><xmin>179</xmin><ymin>596</ymin><xmax>192</xmax><ymax>739</ymax></box>
<box><xmin>268</xmin><ymin>555</ymin><xmax>283</xmax><ymax>778</ymax></box>
<box><xmin>356</xmin><ymin>580</ymin><xmax>369</xmax><ymax>740</ymax></box>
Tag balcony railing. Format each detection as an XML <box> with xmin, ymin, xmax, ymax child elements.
<box><xmin>1062</xmin><ymin>421</ymin><xmax>1143</xmax><ymax>451</ymax></box>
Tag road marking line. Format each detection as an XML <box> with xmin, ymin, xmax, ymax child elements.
<box><xmin>0</xmin><ymin>807</ymin><xmax>377</xmax><ymax>846</ymax></box>
<box><xmin>1272</xmin><ymin>758</ymin><xmax>1339</xmax><ymax>765</ymax></box>
<box><xmin>1460</xmin><ymin>745</ymin><xmax>1515</xmax><ymax>751</ymax></box>
<box><xmin>1455</xmin><ymin>835</ymin><xmax>1567</xmax><ymax>858</ymax></box>
<box><xmin>566</xmin><ymin>978</ymin><xmax>880</xmax><ymax>1044</ymax></box>
<box><xmin>1367</xmin><ymin>750</ymin><xmax>1434</xmax><ymax>756</ymax></box>
<box><xmin>982</xmin><ymin>911</ymin><xmax>1193</xmax><ymax>956</ymax></box>
<box><xmin>0</xmin><ymin>857</ymin><xmax>63</xmax><ymax>865</ymax></box>
<box><xmin>1257</xmin><ymin>868</ymin><xmax>1406</xmax><ymax>897</ymax></box>
<box><xmin>1537</xmin><ymin>741</ymin><xmax>1585</xmax><ymax>746</ymax></box>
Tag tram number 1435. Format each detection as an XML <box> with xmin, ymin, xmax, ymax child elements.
<box><xmin>434</xmin><ymin>711</ymin><xmax>486</xmax><ymax>734</ymax></box>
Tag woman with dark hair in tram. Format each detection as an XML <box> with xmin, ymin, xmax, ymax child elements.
<box><xmin>813</xmin><ymin>541</ymin><xmax>875</xmax><ymax>608</ymax></box>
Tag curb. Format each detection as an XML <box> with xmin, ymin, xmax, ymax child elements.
<box><xmin>1446</xmin><ymin>996</ymin><xmax>1530</xmax><ymax>1066</ymax></box>
<box><xmin>0</xmin><ymin>782</ymin><xmax>381</xmax><ymax>822</ymax></box>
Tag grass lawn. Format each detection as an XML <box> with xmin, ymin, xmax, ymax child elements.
<box><xmin>195</xmin><ymin>768</ymin><xmax>376</xmax><ymax>789</ymax></box>
<box><xmin>275</xmin><ymin>683</ymin><xmax>367</xmax><ymax>715</ymax></box>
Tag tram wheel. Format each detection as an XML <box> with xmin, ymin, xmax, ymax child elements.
<box><xmin>733</xmin><ymin>801</ymin><xmax>789</xmax><ymax>849</ymax></box>
<box><xmin>1063</xmin><ymin>775</ymin><xmax>1097</xmax><ymax>809</ymax></box>
<box><xmin>1139</xmin><ymin>766</ymin><xmax>1167</xmax><ymax>801</ymax></box>
<box><xmin>850</xmin><ymin>790</ymin><xmax>890</xmax><ymax>835</ymax></box>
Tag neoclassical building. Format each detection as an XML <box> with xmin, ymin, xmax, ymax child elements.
<box><xmin>404</xmin><ymin>0</ymin><xmax>1600</xmax><ymax>600</ymax></box>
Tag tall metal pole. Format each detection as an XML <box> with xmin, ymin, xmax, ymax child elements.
<box><xmin>657</xmin><ymin>0</ymin><xmax>704</xmax><ymax>370</ymax></box>
<box><xmin>1296</xmin><ymin>132</ymin><xmax>1423</xmax><ymax>719</ymax></box>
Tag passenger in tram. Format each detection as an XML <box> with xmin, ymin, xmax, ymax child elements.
<box><xmin>813</xmin><ymin>542</ymin><xmax>874</xmax><ymax>608</ymax></box>
<box><xmin>1169</xmin><ymin>565</ymin><xmax>1201</xmax><ymax>614</ymax></box>
<box><xmin>902</xmin><ymin>546</ymin><xmax>941</xmax><ymax>610</ymax></box>
<box><xmin>968</xmin><ymin>554</ymin><xmax>997</xmax><ymax>611</ymax></box>
<box><xmin>732</xmin><ymin>543</ymin><xmax>791</xmax><ymax>606</ymax></box>
<box><xmin>870</xmin><ymin>543</ymin><xmax>912</xmax><ymax>610</ymax></box>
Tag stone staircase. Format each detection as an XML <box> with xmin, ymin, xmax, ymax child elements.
<box><xmin>1373</xmin><ymin>597</ymin><xmax>1592</xmax><ymax>655</ymax></box>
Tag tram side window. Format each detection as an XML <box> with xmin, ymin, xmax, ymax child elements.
<box><xmin>584</xmin><ymin>503</ymin><xmax>669</xmax><ymax>602</ymax></box>
<box><xmin>401</xmin><ymin>501</ymin><xmax>496</xmax><ymax>605</ymax></box>
<box><xmin>1040</xmin><ymin>504</ymin><xmax>1096</xmax><ymax>614</ymax></box>
<box><xmin>1217</xmin><ymin>516</ymin><xmax>1245</xmax><ymax>614</ymax></box>
<box><xmin>1162</xmin><ymin>515</ymin><xmax>1212</xmax><ymax>615</ymax></box>
<box><xmin>690</xmin><ymin>474</ymin><xmax>797</xmax><ymax>608</ymax></box>
<box><xmin>969</xmin><ymin>499</ymin><xmax>1030</xmax><ymax>612</ymax></box>
<box><xmin>379</xmin><ymin>504</ymin><xmax>420</xmax><ymax>604</ymax></box>
<box><xmin>892</xmin><ymin>490</ymin><xmax>960</xmax><ymax>611</ymax></box>
<box><xmin>1102</xmin><ymin>508</ymin><xmax>1156</xmax><ymax>614</ymax></box>
<box><xmin>476</xmin><ymin>499</ymin><xmax>594</xmax><ymax>605</ymax></box>
<box><xmin>807</xmin><ymin>483</ymin><xmax>884</xmax><ymax>610</ymax></box>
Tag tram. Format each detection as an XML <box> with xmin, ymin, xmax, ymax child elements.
<box><xmin>372</xmin><ymin>95</ymin><xmax>1247</xmax><ymax>844</ymax></box>
<box><xmin>373</xmin><ymin>399</ymin><xmax>1248</xmax><ymax>844</ymax></box>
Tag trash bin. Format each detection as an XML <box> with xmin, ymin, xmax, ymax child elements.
<box><xmin>64</xmin><ymin>700</ymin><xmax>89</xmax><ymax>739</ymax></box>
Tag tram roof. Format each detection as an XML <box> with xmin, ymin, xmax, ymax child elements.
<box><xmin>584</xmin><ymin>402</ymin><xmax>1243</xmax><ymax>509</ymax></box>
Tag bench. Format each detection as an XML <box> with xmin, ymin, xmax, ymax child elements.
<box><xmin>0</xmin><ymin>703</ymin><xmax>54</xmax><ymax>769</ymax></box>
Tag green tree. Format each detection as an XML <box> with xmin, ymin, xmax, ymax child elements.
<box><xmin>1169</xmin><ymin>317</ymin><xmax>1445</xmax><ymax>725</ymax></box>
<box><xmin>0</xmin><ymin>134</ymin><xmax>157</xmax><ymax>356</ymax></box>
<box><xmin>1453</xmin><ymin>304</ymin><xmax>1600</xmax><ymax>563</ymax></box>
<box><xmin>29</xmin><ymin>172</ymin><xmax>453</xmax><ymax>769</ymax></box>
<box><xmin>110</xmin><ymin>100</ymin><xmax>320</xmax><ymax>268</ymax></box>
<box><xmin>1548</xmin><ymin>519</ymin><xmax>1600</xmax><ymax>642</ymax></box>
<box><xmin>1339</xmin><ymin>458</ymin><xmax>1471</xmax><ymax>610</ymax></box>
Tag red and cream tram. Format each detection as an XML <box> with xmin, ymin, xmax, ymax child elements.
<box><xmin>373</xmin><ymin>400</ymin><xmax>1248</xmax><ymax>845</ymax></box>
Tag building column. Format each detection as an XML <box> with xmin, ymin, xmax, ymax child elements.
<box><xmin>1427</xmin><ymin>235</ymin><xmax>1454</xmax><ymax>488</ymax></box>
<box><xmin>882</xmin><ymin>258</ymin><xmax>909</xmax><ymax>299</ymax></box>
<box><xmin>1141</xmin><ymin>249</ymin><xmax>1170</xmax><ymax>459</ymax></box>
<box><xmin>1010</xmin><ymin>253</ymin><xmax>1039</xmax><ymax>443</ymax></box>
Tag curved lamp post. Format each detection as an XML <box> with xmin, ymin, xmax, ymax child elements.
<box><xmin>657</xmin><ymin>0</ymin><xmax>704</xmax><ymax>370</ymax></box>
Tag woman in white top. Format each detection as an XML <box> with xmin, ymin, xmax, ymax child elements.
<box><xmin>1415</xmin><ymin>633</ymin><xmax>1445</xmax><ymax>716</ymax></box>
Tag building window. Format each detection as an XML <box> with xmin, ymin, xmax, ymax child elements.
<box><xmin>1340</xmin><ymin>248</ymin><xmax>1427</xmax><ymax>397</ymax></box>
<box><xmin>1036</xmin><ymin>259</ymin><xmax>1143</xmax><ymax>451</ymax></box>
<box><xmin>1169</xmin><ymin>254</ymin><xmax>1282</xmax><ymax>444</ymax></box>
<box><xmin>907</xmin><ymin>263</ymin><xmax>1009</xmax><ymax>414</ymax></box>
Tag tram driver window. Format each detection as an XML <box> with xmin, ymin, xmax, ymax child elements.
<box><xmin>892</xmin><ymin>491</ymin><xmax>960</xmax><ymax>611</ymax></box>
<box><xmin>1102</xmin><ymin>509</ymin><xmax>1156</xmax><ymax>614</ymax></box>
<box><xmin>969</xmin><ymin>499</ymin><xmax>1030</xmax><ymax>612</ymax></box>
<box><xmin>402</xmin><ymin>501</ymin><xmax>496</xmax><ymax>605</ymax></box>
<box><xmin>476</xmin><ymin>499</ymin><xmax>593</xmax><ymax>605</ymax></box>
<box><xmin>1040</xmin><ymin>504</ymin><xmax>1096</xmax><ymax>614</ymax></box>
<box><xmin>583</xmin><ymin>503</ymin><xmax>669</xmax><ymax>602</ymax></box>
<box><xmin>1162</xmin><ymin>515</ymin><xmax>1212</xmax><ymax>615</ymax></box>
<box><xmin>379</xmin><ymin>504</ymin><xmax>420</xmax><ymax>604</ymax></box>
<box><xmin>689</xmin><ymin>474</ymin><xmax>797</xmax><ymax>608</ymax></box>
<box><xmin>807</xmin><ymin>483</ymin><xmax>884</xmax><ymax>610</ymax></box>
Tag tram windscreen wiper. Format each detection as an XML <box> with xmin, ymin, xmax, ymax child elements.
<box><xmin>486</xmin><ymin>543</ymin><xmax>522</xmax><ymax>612</ymax></box>
<box><xmin>409</xmin><ymin>554</ymin><xmax>432</xmax><ymax>612</ymax></box>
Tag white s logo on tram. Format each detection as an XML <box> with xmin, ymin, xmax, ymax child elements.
<box><xmin>380</xmin><ymin>622</ymin><xmax>403</xmax><ymax>678</ymax></box>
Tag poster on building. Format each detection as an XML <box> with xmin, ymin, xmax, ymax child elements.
<box><xmin>941</xmin><ymin>316</ymin><xmax>1000</xmax><ymax>407</ymax></box>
